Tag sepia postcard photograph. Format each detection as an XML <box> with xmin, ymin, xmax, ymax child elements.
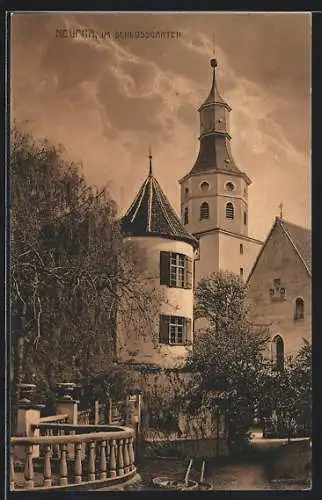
<box><xmin>8</xmin><ymin>10</ymin><xmax>312</xmax><ymax>493</ymax></box>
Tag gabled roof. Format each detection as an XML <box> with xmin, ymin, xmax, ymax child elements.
<box><xmin>247</xmin><ymin>217</ymin><xmax>312</xmax><ymax>282</ymax></box>
<box><xmin>121</xmin><ymin>157</ymin><xmax>198</xmax><ymax>248</ymax></box>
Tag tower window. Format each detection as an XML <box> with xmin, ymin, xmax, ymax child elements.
<box><xmin>185</xmin><ymin>187</ymin><xmax>189</xmax><ymax>197</ymax></box>
<box><xmin>200</xmin><ymin>181</ymin><xmax>210</xmax><ymax>192</ymax></box>
<box><xmin>240</xmin><ymin>243</ymin><xmax>244</xmax><ymax>254</ymax></box>
<box><xmin>183</xmin><ymin>207</ymin><xmax>189</xmax><ymax>225</ymax></box>
<box><xmin>226</xmin><ymin>202</ymin><xmax>234</xmax><ymax>219</ymax></box>
<box><xmin>200</xmin><ymin>202</ymin><xmax>209</xmax><ymax>220</ymax></box>
<box><xmin>240</xmin><ymin>267</ymin><xmax>244</xmax><ymax>277</ymax></box>
<box><xmin>294</xmin><ymin>297</ymin><xmax>304</xmax><ymax>320</ymax></box>
<box><xmin>244</xmin><ymin>211</ymin><xmax>247</xmax><ymax>225</ymax></box>
<box><xmin>225</xmin><ymin>182</ymin><xmax>235</xmax><ymax>191</ymax></box>
<box><xmin>160</xmin><ymin>251</ymin><xmax>193</xmax><ymax>289</ymax></box>
<box><xmin>159</xmin><ymin>315</ymin><xmax>192</xmax><ymax>345</ymax></box>
<box><xmin>272</xmin><ymin>335</ymin><xmax>284</xmax><ymax>371</ymax></box>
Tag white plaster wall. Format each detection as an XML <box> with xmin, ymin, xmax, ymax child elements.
<box><xmin>194</xmin><ymin>230</ymin><xmax>262</xmax><ymax>287</ymax></box>
<box><xmin>116</xmin><ymin>236</ymin><xmax>194</xmax><ymax>368</ymax></box>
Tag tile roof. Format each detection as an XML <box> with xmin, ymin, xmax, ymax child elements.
<box><xmin>279</xmin><ymin>219</ymin><xmax>312</xmax><ymax>274</ymax></box>
<box><xmin>121</xmin><ymin>170</ymin><xmax>198</xmax><ymax>248</ymax></box>
<box><xmin>247</xmin><ymin>217</ymin><xmax>312</xmax><ymax>282</ymax></box>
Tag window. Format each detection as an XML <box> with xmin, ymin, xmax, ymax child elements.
<box><xmin>159</xmin><ymin>315</ymin><xmax>192</xmax><ymax>345</ymax></box>
<box><xmin>240</xmin><ymin>243</ymin><xmax>244</xmax><ymax>254</ymax></box>
<box><xmin>225</xmin><ymin>182</ymin><xmax>235</xmax><ymax>191</ymax></box>
<box><xmin>226</xmin><ymin>202</ymin><xmax>234</xmax><ymax>219</ymax></box>
<box><xmin>240</xmin><ymin>267</ymin><xmax>244</xmax><ymax>277</ymax></box>
<box><xmin>160</xmin><ymin>252</ymin><xmax>193</xmax><ymax>289</ymax></box>
<box><xmin>200</xmin><ymin>181</ymin><xmax>210</xmax><ymax>192</ymax></box>
<box><xmin>272</xmin><ymin>335</ymin><xmax>284</xmax><ymax>371</ymax></box>
<box><xmin>184</xmin><ymin>187</ymin><xmax>189</xmax><ymax>197</ymax></box>
<box><xmin>269</xmin><ymin>278</ymin><xmax>286</xmax><ymax>301</ymax></box>
<box><xmin>244</xmin><ymin>211</ymin><xmax>247</xmax><ymax>225</ymax></box>
<box><xmin>183</xmin><ymin>207</ymin><xmax>189</xmax><ymax>225</ymax></box>
<box><xmin>294</xmin><ymin>297</ymin><xmax>304</xmax><ymax>320</ymax></box>
<box><xmin>200</xmin><ymin>202</ymin><xmax>209</xmax><ymax>220</ymax></box>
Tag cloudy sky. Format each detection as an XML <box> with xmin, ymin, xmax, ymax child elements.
<box><xmin>11</xmin><ymin>12</ymin><xmax>311</xmax><ymax>241</ymax></box>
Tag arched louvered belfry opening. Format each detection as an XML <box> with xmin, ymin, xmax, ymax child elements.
<box><xmin>226</xmin><ymin>202</ymin><xmax>234</xmax><ymax>219</ymax></box>
<box><xmin>294</xmin><ymin>297</ymin><xmax>304</xmax><ymax>320</ymax></box>
<box><xmin>200</xmin><ymin>202</ymin><xmax>209</xmax><ymax>220</ymax></box>
<box><xmin>272</xmin><ymin>335</ymin><xmax>284</xmax><ymax>371</ymax></box>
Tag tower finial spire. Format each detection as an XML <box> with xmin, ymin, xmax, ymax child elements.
<box><xmin>148</xmin><ymin>145</ymin><xmax>153</xmax><ymax>176</ymax></box>
<box><xmin>212</xmin><ymin>32</ymin><xmax>216</xmax><ymax>57</ymax></box>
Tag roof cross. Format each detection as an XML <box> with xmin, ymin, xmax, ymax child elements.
<box><xmin>148</xmin><ymin>145</ymin><xmax>153</xmax><ymax>176</ymax></box>
<box><xmin>278</xmin><ymin>202</ymin><xmax>284</xmax><ymax>219</ymax></box>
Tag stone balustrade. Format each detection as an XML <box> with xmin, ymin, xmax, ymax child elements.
<box><xmin>39</xmin><ymin>414</ymin><xmax>69</xmax><ymax>424</ymax></box>
<box><xmin>11</xmin><ymin>425</ymin><xmax>136</xmax><ymax>491</ymax></box>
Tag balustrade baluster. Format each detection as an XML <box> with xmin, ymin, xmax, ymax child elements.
<box><xmin>74</xmin><ymin>442</ymin><xmax>82</xmax><ymax>484</ymax></box>
<box><xmin>128</xmin><ymin>436</ymin><xmax>135</xmax><ymax>471</ymax></box>
<box><xmin>24</xmin><ymin>444</ymin><xmax>34</xmax><ymax>489</ymax></box>
<box><xmin>88</xmin><ymin>441</ymin><xmax>96</xmax><ymax>481</ymax></box>
<box><xmin>108</xmin><ymin>439</ymin><xmax>117</xmax><ymax>478</ymax></box>
<box><xmin>10</xmin><ymin>446</ymin><xmax>15</xmax><ymax>491</ymax></box>
<box><xmin>116</xmin><ymin>439</ymin><xmax>124</xmax><ymax>476</ymax></box>
<box><xmin>99</xmin><ymin>441</ymin><xmax>107</xmax><ymax>480</ymax></box>
<box><xmin>123</xmin><ymin>438</ymin><xmax>130</xmax><ymax>473</ymax></box>
<box><xmin>43</xmin><ymin>444</ymin><xmax>52</xmax><ymax>487</ymax></box>
<box><xmin>59</xmin><ymin>443</ymin><xmax>68</xmax><ymax>486</ymax></box>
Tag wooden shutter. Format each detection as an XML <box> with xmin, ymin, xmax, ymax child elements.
<box><xmin>184</xmin><ymin>257</ymin><xmax>193</xmax><ymax>289</ymax></box>
<box><xmin>159</xmin><ymin>315</ymin><xmax>169</xmax><ymax>343</ymax></box>
<box><xmin>160</xmin><ymin>251</ymin><xmax>170</xmax><ymax>285</ymax></box>
<box><xmin>183</xmin><ymin>317</ymin><xmax>192</xmax><ymax>344</ymax></box>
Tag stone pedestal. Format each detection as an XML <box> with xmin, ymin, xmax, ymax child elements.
<box><xmin>56</xmin><ymin>398</ymin><xmax>79</xmax><ymax>425</ymax></box>
<box><xmin>15</xmin><ymin>398</ymin><xmax>45</xmax><ymax>460</ymax></box>
<box><xmin>56</xmin><ymin>383</ymin><xmax>79</xmax><ymax>424</ymax></box>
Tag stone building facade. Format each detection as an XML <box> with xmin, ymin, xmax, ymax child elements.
<box><xmin>247</xmin><ymin>216</ymin><xmax>311</xmax><ymax>364</ymax></box>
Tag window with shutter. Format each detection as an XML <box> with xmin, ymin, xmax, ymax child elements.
<box><xmin>160</xmin><ymin>251</ymin><xmax>170</xmax><ymax>285</ymax></box>
<box><xmin>159</xmin><ymin>315</ymin><xmax>192</xmax><ymax>345</ymax></box>
<box><xmin>183</xmin><ymin>318</ymin><xmax>192</xmax><ymax>344</ymax></box>
<box><xmin>159</xmin><ymin>315</ymin><xmax>169</xmax><ymax>343</ymax></box>
<box><xmin>160</xmin><ymin>252</ymin><xmax>193</xmax><ymax>289</ymax></box>
<box><xmin>184</xmin><ymin>257</ymin><xmax>193</xmax><ymax>289</ymax></box>
<box><xmin>226</xmin><ymin>202</ymin><xmax>234</xmax><ymax>219</ymax></box>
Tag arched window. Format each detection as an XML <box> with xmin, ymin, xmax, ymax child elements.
<box><xmin>200</xmin><ymin>202</ymin><xmax>209</xmax><ymax>220</ymax></box>
<box><xmin>294</xmin><ymin>297</ymin><xmax>304</xmax><ymax>320</ymax></box>
<box><xmin>272</xmin><ymin>335</ymin><xmax>284</xmax><ymax>371</ymax></box>
<box><xmin>226</xmin><ymin>202</ymin><xmax>234</xmax><ymax>219</ymax></box>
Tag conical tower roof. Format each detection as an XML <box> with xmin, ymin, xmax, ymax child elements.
<box><xmin>121</xmin><ymin>152</ymin><xmax>198</xmax><ymax>248</ymax></box>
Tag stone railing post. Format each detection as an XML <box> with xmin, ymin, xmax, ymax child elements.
<box><xmin>74</xmin><ymin>442</ymin><xmax>82</xmax><ymax>484</ymax></box>
<box><xmin>108</xmin><ymin>439</ymin><xmax>117</xmax><ymax>478</ymax></box>
<box><xmin>99</xmin><ymin>441</ymin><xmax>107</xmax><ymax>480</ymax></box>
<box><xmin>116</xmin><ymin>439</ymin><xmax>124</xmax><ymax>476</ymax></box>
<box><xmin>15</xmin><ymin>384</ymin><xmax>44</xmax><ymax>460</ymax></box>
<box><xmin>94</xmin><ymin>400</ymin><xmax>99</xmax><ymax>425</ymax></box>
<box><xmin>55</xmin><ymin>383</ymin><xmax>79</xmax><ymax>424</ymax></box>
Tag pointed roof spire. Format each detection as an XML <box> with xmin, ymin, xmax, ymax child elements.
<box><xmin>148</xmin><ymin>145</ymin><xmax>153</xmax><ymax>176</ymax></box>
<box><xmin>121</xmin><ymin>161</ymin><xmax>198</xmax><ymax>248</ymax></box>
<box><xmin>199</xmin><ymin>56</ymin><xmax>231</xmax><ymax>111</ymax></box>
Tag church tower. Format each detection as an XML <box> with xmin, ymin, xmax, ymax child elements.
<box><xmin>179</xmin><ymin>59</ymin><xmax>263</xmax><ymax>285</ymax></box>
